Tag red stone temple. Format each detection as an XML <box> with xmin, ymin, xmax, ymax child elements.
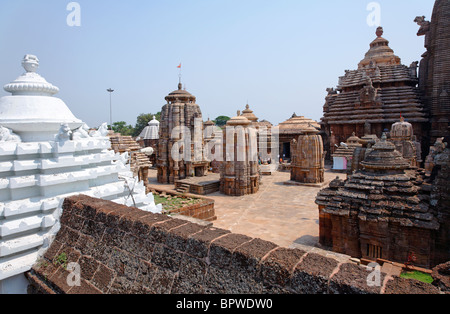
<box><xmin>321</xmin><ymin>27</ymin><xmax>428</xmax><ymax>159</ymax></box>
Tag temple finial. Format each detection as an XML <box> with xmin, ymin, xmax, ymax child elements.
<box><xmin>376</xmin><ymin>26</ymin><xmax>384</xmax><ymax>38</ymax></box>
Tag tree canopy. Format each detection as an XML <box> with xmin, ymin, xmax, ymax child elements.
<box><xmin>214</xmin><ymin>116</ymin><xmax>231</xmax><ymax>127</ymax></box>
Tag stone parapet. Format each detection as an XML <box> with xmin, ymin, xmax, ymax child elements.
<box><xmin>26</xmin><ymin>195</ymin><xmax>445</xmax><ymax>294</ymax></box>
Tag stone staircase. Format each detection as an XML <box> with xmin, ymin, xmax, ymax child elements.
<box><xmin>175</xmin><ymin>183</ymin><xmax>190</xmax><ymax>194</ymax></box>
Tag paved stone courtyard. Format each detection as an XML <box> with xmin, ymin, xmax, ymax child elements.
<box><xmin>148</xmin><ymin>168</ymin><xmax>345</xmax><ymax>249</ymax></box>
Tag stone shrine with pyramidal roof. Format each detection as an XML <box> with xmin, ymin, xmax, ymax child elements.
<box><xmin>322</xmin><ymin>27</ymin><xmax>428</xmax><ymax>159</ymax></box>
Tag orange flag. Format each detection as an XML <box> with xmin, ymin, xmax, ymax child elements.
<box><xmin>177</xmin><ymin>63</ymin><xmax>182</xmax><ymax>69</ymax></box>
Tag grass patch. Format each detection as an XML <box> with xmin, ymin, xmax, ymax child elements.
<box><xmin>153</xmin><ymin>193</ymin><xmax>202</xmax><ymax>214</ymax></box>
<box><xmin>400</xmin><ymin>270</ymin><xmax>433</xmax><ymax>284</ymax></box>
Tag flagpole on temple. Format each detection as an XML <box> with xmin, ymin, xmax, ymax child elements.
<box><xmin>177</xmin><ymin>63</ymin><xmax>182</xmax><ymax>84</ymax></box>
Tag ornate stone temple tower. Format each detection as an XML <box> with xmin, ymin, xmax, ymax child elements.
<box><xmin>290</xmin><ymin>124</ymin><xmax>325</xmax><ymax>184</ymax></box>
<box><xmin>157</xmin><ymin>82</ymin><xmax>209</xmax><ymax>184</ymax></box>
<box><xmin>321</xmin><ymin>27</ymin><xmax>428</xmax><ymax>159</ymax></box>
<box><xmin>415</xmin><ymin>0</ymin><xmax>450</xmax><ymax>144</ymax></box>
<box><xmin>0</xmin><ymin>55</ymin><xmax>161</xmax><ymax>293</ymax></box>
<box><xmin>316</xmin><ymin>134</ymin><xmax>442</xmax><ymax>268</ymax></box>
<box><xmin>219</xmin><ymin>113</ymin><xmax>260</xmax><ymax>196</ymax></box>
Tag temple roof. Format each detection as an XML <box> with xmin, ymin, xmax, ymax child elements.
<box><xmin>278</xmin><ymin>114</ymin><xmax>320</xmax><ymax>135</ymax></box>
<box><xmin>227</xmin><ymin>111</ymin><xmax>251</xmax><ymax>126</ymax></box>
<box><xmin>240</xmin><ymin>104</ymin><xmax>259</xmax><ymax>122</ymax></box>
<box><xmin>360</xmin><ymin>133</ymin><xmax>410</xmax><ymax>171</ymax></box>
<box><xmin>358</xmin><ymin>27</ymin><xmax>401</xmax><ymax>69</ymax></box>
<box><xmin>165</xmin><ymin>82</ymin><xmax>196</xmax><ymax>103</ymax></box>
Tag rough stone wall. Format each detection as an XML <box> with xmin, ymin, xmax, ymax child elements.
<box><xmin>26</xmin><ymin>195</ymin><xmax>443</xmax><ymax>294</ymax></box>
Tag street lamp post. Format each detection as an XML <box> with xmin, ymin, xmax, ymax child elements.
<box><xmin>107</xmin><ymin>88</ymin><xmax>114</xmax><ymax>130</ymax></box>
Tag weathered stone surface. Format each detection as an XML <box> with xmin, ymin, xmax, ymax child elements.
<box><xmin>26</xmin><ymin>195</ymin><xmax>444</xmax><ymax>294</ymax></box>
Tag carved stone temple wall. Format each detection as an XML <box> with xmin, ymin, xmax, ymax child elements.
<box><xmin>219</xmin><ymin>114</ymin><xmax>260</xmax><ymax>196</ymax></box>
<box><xmin>416</xmin><ymin>0</ymin><xmax>450</xmax><ymax>144</ymax></box>
<box><xmin>290</xmin><ymin>125</ymin><xmax>325</xmax><ymax>185</ymax></box>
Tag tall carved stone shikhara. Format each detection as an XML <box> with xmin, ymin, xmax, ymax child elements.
<box><xmin>219</xmin><ymin>113</ymin><xmax>260</xmax><ymax>196</ymax></box>
<box><xmin>321</xmin><ymin>27</ymin><xmax>428</xmax><ymax>160</ymax></box>
<box><xmin>157</xmin><ymin>82</ymin><xmax>209</xmax><ymax>184</ymax></box>
<box><xmin>415</xmin><ymin>0</ymin><xmax>450</xmax><ymax>144</ymax></box>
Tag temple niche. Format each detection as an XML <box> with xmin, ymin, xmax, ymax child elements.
<box><xmin>156</xmin><ymin>82</ymin><xmax>209</xmax><ymax>184</ymax></box>
<box><xmin>321</xmin><ymin>27</ymin><xmax>428</xmax><ymax>160</ymax></box>
<box><xmin>316</xmin><ymin>134</ymin><xmax>445</xmax><ymax>268</ymax></box>
<box><xmin>416</xmin><ymin>0</ymin><xmax>450</xmax><ymax>144</ymax></box>
<box><xmin>290</xmin><ymin>124</ymin><xmax>325</xmax><ymax>185</ymax></box>
<box><xmin>219</xmin><ymin>113</ymin><xmax>260</xmax><ymax>196</ymax></box>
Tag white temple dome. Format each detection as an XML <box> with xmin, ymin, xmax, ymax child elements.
<box><xmin>138</xmin><ymin>116</ymin><xmax>160</xmax><ymax>140</ymax></box>
<box><xmin>0</xmin><ymin>55</ymin><xmax>82</xmax><ymax>142</ymax></box>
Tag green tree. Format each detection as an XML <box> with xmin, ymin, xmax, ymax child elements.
<box><xmin>213</xmin><ymin>115</ymin><xmax>231</xmax><ymax>127</ymax></box>
<box><xmin>112</xmin><ymin>121</ymin><xmax>134</xmax><ymax>136</ymax></box>
<box><xmin>133</xmin><ymin>112</ymin><xmax>161</xmax><ymax>137</ymax></box>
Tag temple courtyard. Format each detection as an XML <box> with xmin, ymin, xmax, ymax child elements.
<box><xmin>148</xmin><ymin>167</ymin><xmax>344</xmax><ymax>249</ymax></box>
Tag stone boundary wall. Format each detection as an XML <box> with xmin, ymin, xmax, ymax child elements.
<box><xmin>26</xmin><ymin>195</ymin><xmax>445</xmax><ymax>294</ymax></box>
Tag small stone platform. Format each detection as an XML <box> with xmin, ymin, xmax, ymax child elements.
<box><xmin>174</xmin><ymin>173</ymin><xmax>221</xmax><ymax>195</ymax></box>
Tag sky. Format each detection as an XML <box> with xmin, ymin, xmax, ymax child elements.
<box><xmin>0</xmin><ymin>0</ymin><xmax>435</xmax><ymax>129</ymax></box>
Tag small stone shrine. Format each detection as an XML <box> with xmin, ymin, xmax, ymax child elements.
<box><xmin>316</xmin><ymin>133</ymin><xmax>446</xmax><ymax>268</ymax></box>
<box><xmin>389</xmin><ymin>117</ymin><xmax>422</xmax><ymax>168</ymax></box>
<box><xmin>219</xmin><ymin>113</ymin><xmax>260</xmax><ymax>196</ymax></box>
<box><xmin>290</xmin><ymin>124</ymin><xmax>325</xmax><ymax>185</ymax></box>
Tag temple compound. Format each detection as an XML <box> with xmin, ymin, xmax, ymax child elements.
<box><xmin>219</xmin><ymin>113</ymin><xmax>260</xmax><ymax>196</ymax></box>
<box><xmin>289</xmin><ymin>124</ymin><xmax>325</xmax><ymax>185</ymax></box>
<box><xmin>416</xmin><ymin>0</ymin><xmax>450</xmax><ymax>144</ymax></box>
<box><xmin>0</xmin><ymin>55</ymin><xmax>161</xmax><ymax>293</ymax></box>
<box><xmin>321</xmin><ymin>27</ymin><xmax>428</xmax><ymax>159</ymax></box>
<box><xmin>156</xmin><ymin>83</ymin><xmax>209</xmax><ymax>184</ymax></box>
<box><xmin>316</xmin><ymin>132</ymin><xmax>449</xmax><ymax>269</ymax></box>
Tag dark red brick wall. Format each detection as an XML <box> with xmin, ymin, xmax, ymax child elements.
<box><xmin>26</xmin><ymin>195</ymin><xmax>443</xmax><ymax>294</ymax></box>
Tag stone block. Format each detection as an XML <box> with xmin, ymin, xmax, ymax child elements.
<box><xmin>209</xmin><ymin>233</ymin><xmax>253</xmax><ymax>268</ymax></box>
<box><xmin>261</xmin><ymin>248</ymin><xmax>306</xmax><ymax>288</ymax></box>
<box><xmin>291</xmin><ymin>253</ymin><xmax>339</xmax><ymax>294</ymax></box>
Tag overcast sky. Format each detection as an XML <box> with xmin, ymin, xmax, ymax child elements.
<box><xmin>0</xmin><ymin>0</ymin><xmax>435</xmax><ymax>128</ymax></box>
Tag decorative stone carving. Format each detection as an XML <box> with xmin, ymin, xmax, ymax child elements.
<box><xmin>90</xmin><ymin>123</ymin><xmax>109</xmax><ymax>137</ymax></box>
<box><xmin>0</xmin><ymin>126</ymin><xmax>22</xmax><ymax>142</ymax></box>
<box><xmin>72</xmin><ymin>123</ymin><xmax>91</xmax><ymax>140</ymax></box>
<box><xmin>416</xmin><ymin>0</ymin><xmax>450</xmax><ymax>143</ymax></box>
<box><xmin>55</xmin><ymin>123</ymin><xmax>72</xmax><ymax>142</ymax></box>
